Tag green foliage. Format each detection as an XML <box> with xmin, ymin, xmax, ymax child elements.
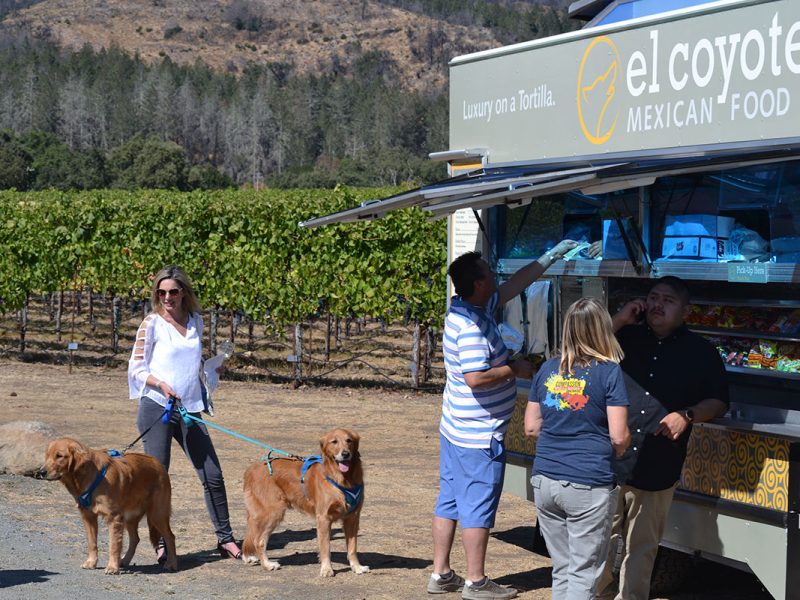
<box><xmin>109</xmin><ymin>136</ymin><xmax>188</xmax><ymax>190</ymax></box>
<box><xmin>0</xmin><ymin>37</ymin><xmax>451</xmax><ymax>190</ymax></box>
<box><xmin>0</xmin><ymin>131</ymin><xmax>33</xmax><ymax>190</ymax></box>
<box><xmin>0</xmin><ymin>188</ymin><xmax>447</xmax><ymax>325</ymax></box>
<box><xmin>187</xmin><ymin>164</ymin><xmax>235</xmax><ymax>190</ymax></box>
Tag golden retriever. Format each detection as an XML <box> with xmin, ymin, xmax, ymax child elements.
<box><xmin>242</xmin><ymin>428</ymin><xmax>368</xmax><ymax>577</ymax></box>
<box><xmin>40</xmin><ymin>437</ymin><xmax>177</xmax><ymax>573</ymax></box>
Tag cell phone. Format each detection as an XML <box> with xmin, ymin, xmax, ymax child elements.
<box><xmin>635</xmin><ymin>306</ymin><xmax>647</xmax><ymax>323</ymax></box>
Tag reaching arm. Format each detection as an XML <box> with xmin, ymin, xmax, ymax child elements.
<box><xmin>498</xmin><ymin>239</ymin><xmax>578</xmax><ymax>305</ymax></box>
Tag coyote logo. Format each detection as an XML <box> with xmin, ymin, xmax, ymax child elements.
<box><xmin>577</xmin><ymin>36</ymin><xmax>621</xmax><ymax>145</ymax></box>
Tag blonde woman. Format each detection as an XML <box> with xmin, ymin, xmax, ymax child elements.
<box><xmin>524</xmin><ymin>297</ymin><xmax>630</xmax><ymax>600</ymax></box>
<box><xmin>128</xmin><ymin>265</ymin><xmax>241</xmax><ymax>564</ymax></box>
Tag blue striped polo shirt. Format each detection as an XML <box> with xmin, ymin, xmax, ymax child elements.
<box><xmin>440</xmin><ymin>291</ymin><xmax>516</xmax><ymax>448</ymax></box>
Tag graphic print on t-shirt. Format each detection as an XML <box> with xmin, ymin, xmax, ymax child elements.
<box><xmin>543</xmin><ymin>372</ymin><xmax>589</xmax><ymax>411</ymax></box>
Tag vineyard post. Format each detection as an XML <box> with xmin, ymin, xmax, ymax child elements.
<box><xmin>247</xmin><ymin>318</ymin><xmax>254</xmax><ymax>351</ymax></box>
<box><xmin>111</xmin><ymin>295</ymin><xmax>122</xmax><ymax>354</ymax></box>
<box><xmin>293</xmin><ymin>322</ymin><xmax>303</xmax><ymax>385</ymax></box>
<box><xmin>411</xmin><ymin>320</ymin><xmax>421</xmax><ymax>389</ymax></box>
<box><xmin>88</xmin><ymin>287</ymin><xmax>95</xmax><ymax>332</ymax></box>
<box><xmin>55</xmin><ymin>290</ymin><xmax>64</xmax><ymax>342</ymax></box>
<box><xmin>17</xmin><ymin>294</ymin><xmax>28</xmax><ymax>353</ymax></box>
<box><xmin>421</xmin><ymin>324</ymin><xmax>430</xmax><ymax>383</ymax></box>
<box><xmin>69</xmin><ymin>272</ymin><xmax>78</xmax><ymax>373</ymax></box>
<box><xmin>425</xmin><ymin>326</ymin><xmax>436</xmax><ymax>383</ymax></box>
<box><xmin>324</xmin><ymin>312</ymin><xmax>332</xmax><ymax>361</ymax></box>
<box><xmin>210</xmin><ymin>307</ymin><xmax>218</xmax><ymax>355</ymax></box>
<box><xmin>229</xmin><ymin>310</ymin><xmax>238</xmax><ymax>346</ymax></box>
<box><xmin>335</xmin><ymin>316</ymin><xmax>341</xmax><ymax>351</ymax></box>
<box><xmin>48</xmin><ymin>293</ymin><xmax>55</xmax><ymax>321</ymax></box>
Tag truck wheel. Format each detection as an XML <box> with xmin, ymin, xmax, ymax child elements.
<box><xmin>649</xmin><ymin>546</ymin><xmax>693</xmax><ymax>596</ymax></box>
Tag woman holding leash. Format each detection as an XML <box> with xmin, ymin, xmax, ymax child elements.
<box><xmin>524</xmin><ymin>297</ymin><xmax>630</xmax><ymax>599</ymax></box>
<box><xmin>128</xmin><ymin>264</ymin><xmax>241</xmax><ymax>563</ymax></box>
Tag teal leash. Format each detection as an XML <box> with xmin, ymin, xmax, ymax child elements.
<box><xmin>178</xmin><ymin>406</ymin><xmax>303</xmax><ymax>473</ymax></box>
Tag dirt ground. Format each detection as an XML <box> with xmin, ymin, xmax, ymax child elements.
<box><xmin>0</xmin><ymin>360</ymin><xmax>773</xmax><ymax>599</ymax></box>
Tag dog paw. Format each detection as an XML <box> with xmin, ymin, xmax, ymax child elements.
<box><xmin>351</xmin><ymin>564</ymin><xmax>370</xmax><ymax>574</ymax></box>
<box><xmin>320</xmin><ymin>565</ymin><xmax>335</xmax><ymax>577</ymax></box>
<box><xmin>163</xmin><ymin>559</ymin><xmax>178</xmax><ymax>572</ymax></box>
<box><xmin>263</xmin><ymin>560</ymin><xmax>281</xmax><ymax>571</ymax></box>
<box><xmin>242</xmin><ymin>554</ymin><xmax>259</xmax><ymax>566</ymax></box>
<box><xmin>81</xmin><ymin>559</ymin><xmax>97</xmax><ymax>570</ymax></box>
<box><xmin>104</xmin><ymin>565</ymin><xmax>121</xmax><ymax>575</ymax></box>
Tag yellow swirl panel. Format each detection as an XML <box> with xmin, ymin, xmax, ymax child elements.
<box><xmin>680</xmin><ymin>427</ymin><xmax>789</xmax><ymax>511</ymax></box>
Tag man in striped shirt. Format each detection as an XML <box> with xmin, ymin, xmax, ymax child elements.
<box><xmin>429</xmin><ymin>243</ymin><xmax>576</xmax><ymax>600</ymax></box>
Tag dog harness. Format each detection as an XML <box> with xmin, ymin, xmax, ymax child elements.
<box><xmin>298</xmin><ymin>455</ymin><xmax>363</xmax><ymax>514</ymax></box>
<box><xmin>76</xmin><ymin>450</ymin><xmax>123</xmax><ymax>509</ymax></box>
<box><xmin>77</xmin><ymin>465</ymin><xmax>107</xmax><ymax>509</ymax></box>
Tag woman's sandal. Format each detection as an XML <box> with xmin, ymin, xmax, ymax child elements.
<box><xmin>156</xmin><ymin>544</ymin><xmax>168</xmax><ymax>566</ymax></box>
<box><xmin>217</xmin><ymin>540</ymin><xmax>242</xmax><ymax>560</ymax></box>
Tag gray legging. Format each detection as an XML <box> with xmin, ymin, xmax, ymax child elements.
<box><xmin>136</xmin><ymin>396</ymin><xmax>235</xmax><ymax>544</ymax></box>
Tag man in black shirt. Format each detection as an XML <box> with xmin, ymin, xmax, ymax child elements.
<box><xmin>596</xmin><ymin>276</ymin><xmax>729</xmax><ymax>600</ymax></box>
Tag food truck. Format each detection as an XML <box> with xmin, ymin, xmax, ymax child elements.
<box><xmin>302</xmin><ymin>0</ymin><xmax>800</xmax><ymax>597</ymax></box>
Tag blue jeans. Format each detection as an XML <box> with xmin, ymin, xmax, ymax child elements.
<box><xmin>532</xmin><ymin>473</ymin><xmax>618</xmax><ymax>600</ymax></box>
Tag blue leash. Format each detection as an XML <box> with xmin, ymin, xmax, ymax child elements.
<box><xmin>178</xmin><ymin>406</ymin><xmax>304</xmax><ymax>466</ymax></box>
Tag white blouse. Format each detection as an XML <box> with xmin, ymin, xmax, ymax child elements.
<box><xmin>127</xmin><ymin>312</ymin><xmax>205</xmax><ymax>413</ymax></box>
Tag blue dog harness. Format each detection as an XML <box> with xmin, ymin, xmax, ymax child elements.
<box><xmin>298</xmin><ymin>455</ymin><xmax>363</xmax><ymax>514</ymax></box>
<box><xmin>76</xmin><ymin>449</ymin><xmax>123</xmax><ymax>509</ymax></box>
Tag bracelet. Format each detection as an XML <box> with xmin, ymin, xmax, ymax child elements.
<box><xmin>153</xmin><ymin>378</ymin><xmax>161</xmax><ymax>388</ymax></box>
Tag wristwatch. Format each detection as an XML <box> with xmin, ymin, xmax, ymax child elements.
<box><xmin>683</xmin><ymin>408</ymin><xmax>695</xmax><ymax>422</ymax></box>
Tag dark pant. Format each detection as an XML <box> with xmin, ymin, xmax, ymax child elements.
<box><xmin>136</xmin><ymin>396</ymin><xmax>235</xmax><ymax>544</ymax></box>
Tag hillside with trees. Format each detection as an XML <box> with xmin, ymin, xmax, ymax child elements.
<box><xmin>0</xmin><ymin>0</ymin><xmax>578</xmax><ymax>189</ymax></box>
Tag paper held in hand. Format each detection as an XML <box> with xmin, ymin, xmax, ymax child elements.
<box><xmin>203</xmin><ymin>353</ymin><xmax>225</xmax><ymax>393</ymax></box>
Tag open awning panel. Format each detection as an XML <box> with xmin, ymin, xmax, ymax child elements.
<box><xmin>298</xmin><ymin>148</ymin><xmax>800</xmax><ymax>228</ymax></box>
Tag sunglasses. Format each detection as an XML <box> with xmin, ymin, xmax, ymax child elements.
<box><xmin>157</xmin><ymin>287</ymin><xmax>182</xmax><ymax>298</ymax></box>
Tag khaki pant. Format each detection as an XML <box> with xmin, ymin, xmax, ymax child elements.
<box><xmin>595</xmin><ymin>484</ymin><xmax>677</xmax><ymax>600</ymax></box>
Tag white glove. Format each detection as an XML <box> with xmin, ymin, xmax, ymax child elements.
<box><xmin>549</xmin><ymin>239</ymin><xmax>579</xmax><ymax>259</ymax></box>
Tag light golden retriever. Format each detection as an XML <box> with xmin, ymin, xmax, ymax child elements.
<box><xmin>242</xmin><ymin>428</ymin><xmax>368</xmax><ymax>577</ymax></box>
<box><xmin>40</xmin><ymin>437</ymin><xmax>177</xmax><ymax>573</ymax></box>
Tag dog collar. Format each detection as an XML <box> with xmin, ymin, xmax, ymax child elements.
<box><xmin>77</xmin><ymin>465</ymin><xmax>108</xmax><ymax>509</ymax></box>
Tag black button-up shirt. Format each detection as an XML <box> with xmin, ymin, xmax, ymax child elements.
<box><xmin>613</xmin><ymin>323</ymin><xmax>729</xmax><ymax>491</ymax></box>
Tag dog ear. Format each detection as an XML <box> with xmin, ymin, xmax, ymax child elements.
<box><xmin>68</xmin><ymin>439</ymin><xmax>89</xmax><ymax>470</ymax></box>
<box><xmin>349</xmin><ymin>430</ymin><xmax>360</xmax><ymax>453</ymax></box>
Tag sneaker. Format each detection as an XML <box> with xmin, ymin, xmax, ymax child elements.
<box><xmin>462</xmin><ymin>577</ymin><xmax>518</xmax><ymax>600</ymax></box>
<box><xmin>427</xmin><ymin>571</ymin><xmax>466</xmax><ymax>594</ymax></box>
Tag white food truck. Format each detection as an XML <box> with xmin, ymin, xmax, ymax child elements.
<box><xmin>303</xmin><ymin>1</ymin><xmax>800</xmax><ymax>597</ymax></box>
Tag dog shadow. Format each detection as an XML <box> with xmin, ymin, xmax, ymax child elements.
<box><xmin>0</xmin><ymin>569</ymin><xmax>57</xmax><ymax>588</ymax></box>
<box><xmin>267</xmin><ymin>528</ymin><xmax>318</xmax><ymax>549</ymax></box>
<box><xmin>274</xmin><ymin>550</ymin><xmax>431</xmax><ymax>572</ymax></box>
<box><xmin>265</xmin><ymin>527</ymin><xmax>431</xmax><ymax>572</ymax></box>
<box><xmin>118</xmin><ymin>546</ymin><xmax>240</xmax><ymax>574</ymax></box>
